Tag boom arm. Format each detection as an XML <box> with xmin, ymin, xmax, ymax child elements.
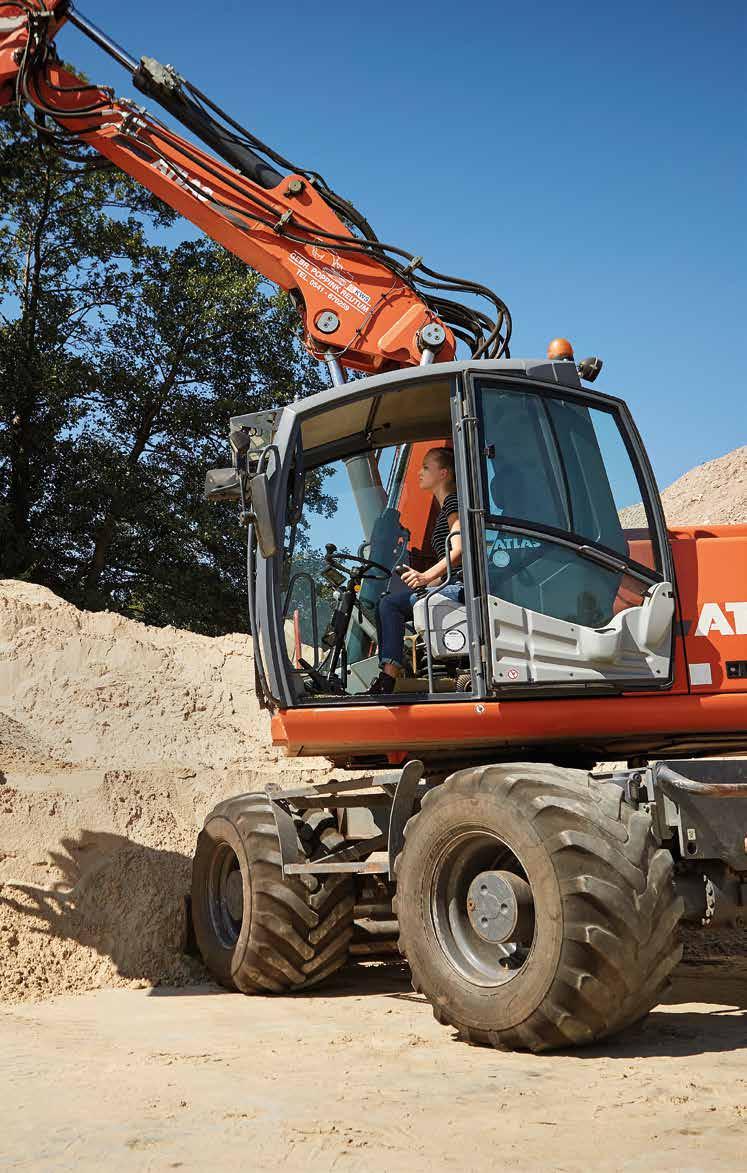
<box><xmin>1</xmin><ymin>1</ymin><xmax>512</xmax><ymax>376</ymax></box>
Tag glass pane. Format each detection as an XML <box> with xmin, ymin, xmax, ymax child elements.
<box><xmin>283</xmin><ymin>437</ymin><xmax>461</xmax><ymax>696</ymax></box>
<box><xmin>477</xmin><ymin>381</ymin><xmax>658</xmax><ymax>572</ymax></box>
<box><xmin>589</xmin><ymin>407</ymin><xmax>657</xmax><ymax>571</ymax></box>
<box><xmin>478</xmin><ymin>386</ymin><xmax>569</xmax><ymax>529</ymax></box>
<box><xmin>485</xmin><ymin>525</ymin><xmax>647</xmax><ymax>628</ymax></box>
<box><xmin>283</xmin><ymin>452</ymin><xmax>398</xmax><ymax>684</ymax></box>
<box><xmin>543</xmin><ymin>397</ymin><xmax>629</xmax><ymax>555</ymax></box>
<box><xmin>283</xmin><ymin>562</ymin><xmax>334</xmax><ymax>668</ymax></box>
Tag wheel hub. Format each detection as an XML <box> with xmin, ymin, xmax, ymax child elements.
<box><xmin>466</xmin><ymin>870</ymin><xmax>533</xmax><ymax>944</ymax></box>
<box><xmin>207</xmin><ymin>843</ymin><xmax>245</xmax><ymax>948</ymax></box>
<box><xmin>224</xmin><ymin>868</ymin><xmax>244</xmax><ymax>922</ymax></box>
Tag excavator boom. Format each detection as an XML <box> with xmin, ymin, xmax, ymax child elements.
<box><xmin>0</xmin><ymin>1</ymin><xmax>511</xmax><ymax>375</ymax></box>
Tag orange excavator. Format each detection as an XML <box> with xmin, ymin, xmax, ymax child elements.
<box><xmin>3</xmin><ymin>1</ymin><xmax>746</xmax><ymax>1052</ymax></box>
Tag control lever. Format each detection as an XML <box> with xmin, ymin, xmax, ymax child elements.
<box><xmin>395</xmin><ymin>564</ymin><xmax>427</xmax><ymax>598</ymax></box>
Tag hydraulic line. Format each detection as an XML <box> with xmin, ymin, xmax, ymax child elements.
<box><xmin>8</xmin><ymin>0</ymin><xmax>513</xmax><ymax>359</ymax></box>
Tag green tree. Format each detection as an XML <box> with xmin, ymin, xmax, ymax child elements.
<box><xmin>70</xmin><ymin>237</ymin><xmax>328</xmax><ymax>631</ymax></box>
<box><xmin>0</xmin><ymin>109</ymin><xmax>328</xmax><ymax>633</ymax></box>
<box><xmin>0</xmin><ymin>106</ymin><xmax>170</xmax><ymax>584</ymax></box>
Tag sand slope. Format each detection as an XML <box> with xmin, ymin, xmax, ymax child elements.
<box><xmin>0</xmin><ymin>578</ymin><xmax>278</xmax><ymax>771</ymax></box>
<box><xmin>621</xmin><ymin>444</ymin><xmax>746</xmax><ymax>527</ymax></box>
<box><xmin>0</xmin><ymin>581</ymin><xmax>330</xmax><ymax>1002</ymax></box>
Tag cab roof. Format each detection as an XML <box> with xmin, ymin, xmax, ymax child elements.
<box><xmin>231</xmin><ymin>358</ymin><xmax>618</xmax><ymax>468</ymax></box>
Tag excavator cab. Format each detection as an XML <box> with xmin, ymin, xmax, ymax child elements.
<box><xmin>216</xmin><ymin>358</ymin><xmax>675</xmax><ymax>711</ymax></box>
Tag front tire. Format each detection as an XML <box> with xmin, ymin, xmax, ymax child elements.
<box><xmin>394</xmin><ymin>763</ymin><xmax>683</xmax><ymax>1051</ymax></box>
<box><xmin>191</xmin><ymin>792</ymin><xmax>355</xmax><ymax>993</ymax></box>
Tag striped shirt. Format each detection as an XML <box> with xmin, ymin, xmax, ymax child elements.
<box><xmin>431</xmin><ymin>493</ymin><xmax>460</xmax><ymax>574</ymax></box>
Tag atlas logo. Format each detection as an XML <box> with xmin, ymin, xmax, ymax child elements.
<box><xmin>151</xmin><ymin>159</ymin><xmax>213</xmax><ymax>204</ymax></box>
<box><xmin>694</xmin><ymin>602</ymin><xmax>747</xmax><ymax>637</ymax></box>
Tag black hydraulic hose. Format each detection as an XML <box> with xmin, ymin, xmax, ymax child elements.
<box><xmin>181</xmin><ymin>78</ymin><xmax>379</xmax><ymax>242</ymax></box>
<box><xmin>19</xmin><ymin>3</ymin><xmax>512</xmax><ymax>357</ymax></box>
<box><xmin>61</xmin><ymin>5</ymin><xmax>284</xmax><ymax>188</ymax></box>
<box><xmin>132</xmin><ymin>60</ymin><xmax>285</xmax><ymax>190</ymax></box>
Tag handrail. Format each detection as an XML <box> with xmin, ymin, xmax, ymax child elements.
<box><xmin>421</xmin><ymin>530</ymin><xmax>459</xmax><ymax>695</ymax></box>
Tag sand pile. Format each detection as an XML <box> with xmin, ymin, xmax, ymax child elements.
<box><xmin>620</xmin><ymin>445</ymin><xmax>747</xmax><ymax>528</ymax></box>
<box><xmin>0</xmin><ymin>578</ymin><xmax>284</xmax><ymax>771</ymax></box>
<box><xmin>0</xmin><ymin>581</ymin><xmax>331</xmax><ymax>1003</ymax></box>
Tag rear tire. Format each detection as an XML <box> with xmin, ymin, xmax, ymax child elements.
<box><xmin>394</xmin><ymin>763</ymin><xmax>683</xmax><ymax>1051</ymax></box>
<box><xmin>192</xmin><ymin>792</ymin><xmax>354</xmax><ymax>993</ymax></box>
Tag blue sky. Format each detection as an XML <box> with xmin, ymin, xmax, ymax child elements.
<box><xmin>64</xmin><ymin>0</ymin><xmax>745</xmax><ymax>490</ymax></box>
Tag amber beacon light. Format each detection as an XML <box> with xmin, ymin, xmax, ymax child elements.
<box><xmin>546</xmin><ymin>337</ymin><xmax>575</xmax><ymax>361</ymax></box>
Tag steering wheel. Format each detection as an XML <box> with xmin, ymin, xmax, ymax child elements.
<box><xmin>324</xmin><ymin>545</ymin><xmax>393</xmax><ymax>582</ymax></box>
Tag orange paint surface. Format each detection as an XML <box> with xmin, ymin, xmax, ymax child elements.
<box><xmin>272</xmin><ymin>690</ymin><xmax>747</xmax><ymax>759</ymax></box>
<box><xmin>671</xmin><ymin>526</ymin><xmax>747</xmax><ymax>694</ymax></box>
<box><xmin>0</xmin><ymin>4</ymin><xmax>454</xmax><ymax>374</ymax></box>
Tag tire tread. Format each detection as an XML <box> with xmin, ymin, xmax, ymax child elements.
<box><xmin>395</xmin><ymin>762</ymin><xmax>682</xmax><ymax>1052</ymax></box>
<box><xmin>192</xmin><ymin>793</ymin><xmax>354</xmax><ymax>994</ymax></box>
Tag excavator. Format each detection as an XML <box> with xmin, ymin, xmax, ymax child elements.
<box><xmin>3</xmin><ymin>1</ymin><xmax>746</xmax><ymax>1052</ymax></box>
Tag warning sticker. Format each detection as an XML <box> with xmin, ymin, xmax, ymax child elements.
<box><xmin>290</xmin><ymin>251</ymin><xmax>371</xmax><ymax>317</ymax></box>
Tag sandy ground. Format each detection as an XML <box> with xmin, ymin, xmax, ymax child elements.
<box><xmin>2</xmin><ymin>963</ymin><xmax>746</xmax><ymax>1172</ymax></box>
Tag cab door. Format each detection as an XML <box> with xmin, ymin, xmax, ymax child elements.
<box><xmin>469</xmin><ymin>375</ymin><xmax>675</xmax><ymax>692</ymax></box>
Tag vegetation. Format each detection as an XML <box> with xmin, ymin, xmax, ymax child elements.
<box><xmin>0</xmin><ymin>108</ymin><xmax>327</xmax><ymax>633</ymax></box>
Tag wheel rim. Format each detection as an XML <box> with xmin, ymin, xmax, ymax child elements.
<box><xmin>207</xmin><ymin>842</ymin><xmax>245</xmax><ymax>948</ymax></box>
<box><xmin>430</xmin><ymin>830</ymin><xmax>535</xmax><ymax>987</ymax></box>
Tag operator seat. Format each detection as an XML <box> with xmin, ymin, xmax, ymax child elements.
<box><xmin>412</xmin><ymin>590</ymin><xmax>469</xmax><ymax>660</ymax></box>
<box><xmin>409</xmin><ymin>460</ymin><xmax>518</xmax><ymax>665</ymax></box>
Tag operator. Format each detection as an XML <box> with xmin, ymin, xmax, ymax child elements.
<box><xmin>369</xmin><ymin>448</ymin><xmax>463</xmax><ymax>695</ymax></box>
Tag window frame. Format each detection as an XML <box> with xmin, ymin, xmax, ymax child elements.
<box><xmin>472</xmin><ymin>375</ymin><xmax>667</xmax><ymax>587</ymax></box>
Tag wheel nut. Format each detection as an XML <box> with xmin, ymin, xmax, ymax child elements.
<box><xmin>466</xmin><ymin>897</ymin><xmax>475</xmax><ymax>911</ymax></box>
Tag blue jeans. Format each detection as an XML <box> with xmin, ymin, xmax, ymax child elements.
<box><xmin>376</xmin><ymin>583</ymin><xmax>465</xmax><ymax>669</ymax></box>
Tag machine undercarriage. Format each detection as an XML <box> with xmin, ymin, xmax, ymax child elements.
<box><xmin>192</xmin><ymin>755</ymin><xmax>746</xmax><ymax>1051</ymax></box>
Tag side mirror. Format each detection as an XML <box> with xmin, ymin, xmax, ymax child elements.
<box><xmin>248</xmin><ymin>472</ymin><xmax>278</xmax><ymax>559</ymax></box>
<box><xmin>204</xmin><ymin>467</ymin><xmax>241</xmax><ymax>502</ymax></box>
<box><xmin>204</xmin><ymin>468</ymin><xmax>278</xmax><ymax>558</ymax></box>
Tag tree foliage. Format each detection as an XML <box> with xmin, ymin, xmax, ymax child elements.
<box><xmin>0</xmin><ymin>108</ymin><xmax>327</xmax><ymax>633</ymax></box>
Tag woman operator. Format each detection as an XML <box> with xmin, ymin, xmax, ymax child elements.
<box><xmin>369</xmin><ymin>447</ymin><xmax>463</xmax><ymax>695</ymax></box>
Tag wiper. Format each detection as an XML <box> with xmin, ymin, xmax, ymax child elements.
<box><xmin>488</xmin><ymin>518</ymin><xmax>661</xmax><ymax>585</ymax></box>
<box><xmin>577</xmin><ymin>545</ymin><xmax>628</xmax><ymax>574</ymax></box>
